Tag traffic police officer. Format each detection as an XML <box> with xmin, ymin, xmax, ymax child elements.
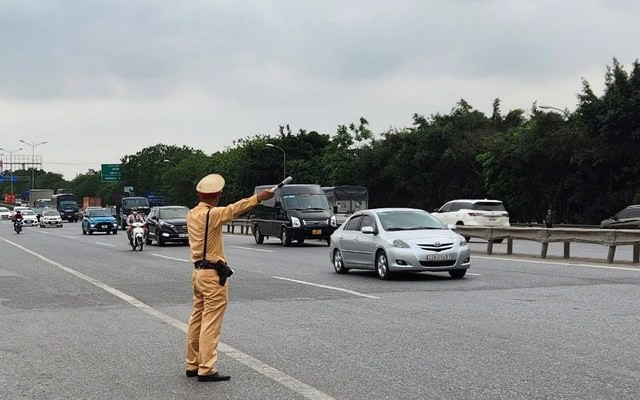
<box><xmin>185</xmin><ymin>173</ymin><xmax>274</xmax><ymax>381</ymax></box>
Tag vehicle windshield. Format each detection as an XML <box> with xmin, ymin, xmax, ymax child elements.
<box><xmin>125</xmin><ymin>198</ymin><xmax>149</xmax><ymax>208</ymax></box>
<box><xmin>159</xmin><ymin>207</ymin><xmax>188</xmax><ymax>219</ymax></box>
<box><xmin>43</xmin><ymin>210</ymin><xmax>60</xmax><ymax>216</ymax></box>
<box><xmin>282</xmin><ymin>194</ymin><xmax>330</xmax><ymax>210</ymax></box>
<box><xmin>0</xmin><ymin>207</ymin><xmax>9</xmax><ymax>212</ymax></box>
<box><xmin>22</xmin><ymin>210</ymin><xmax>35</xmax><ymax>216</ymax></box>
<box><xmin>36</xmin><ymin>199</ymin><xmax>52</xmax><ymax>207</ymax></box>
<box><xmin>376</xmin><ymin>210</ymin><xmax>445</xmax><ymax>231</ymax></box>
<box><xmin>471</xmin><ymin>202</ymin><xmax>506</xmax><ymax>211</ymax></box>
<box><xmin>60</xmin><ymin>201</ymin><xmax>77</xmax><ymax>208</ymax></box>
<box><xmin>89</xmin><ymin>210</ymin><xmax>112</xmax><ymax>217</ymax></box>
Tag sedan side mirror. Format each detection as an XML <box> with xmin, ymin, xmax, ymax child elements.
<box><xmin>361</xmin><ymin>226</ymin><xmax>376</xmax><ymax>235</ymax></box>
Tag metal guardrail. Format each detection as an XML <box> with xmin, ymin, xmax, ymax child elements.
<box><xmin>456</xmin><ymin>226</ymin><xmax>640</xmax><ymax>264</ymax></box>
<box><xmin>224</xmin><ymin>218</ymin><xmax>252</xmax><ymax>235</ymax></box>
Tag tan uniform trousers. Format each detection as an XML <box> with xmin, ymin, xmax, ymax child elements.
<box><xmin>186</xmin><ymin>268</ymin><xmax>228</xmax><ymax>375</ymax></box>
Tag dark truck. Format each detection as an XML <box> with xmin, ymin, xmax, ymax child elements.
<box><xmin>51</xmin><ymin>193</ymin><xmax>80</xmax><ymax>222</ymax></box>
<box><xmin>322</xmin><ymin>185</ymin><xmax>369</xmax><ymax>225</ymax></box>
<box><xmin>117</xmin><ymin>196</ymin><xmax>151</xmax><ymax>230</ymax></box>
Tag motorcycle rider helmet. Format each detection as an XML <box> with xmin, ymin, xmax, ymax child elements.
<box><xmin>132</xmin><ymin>207</ymin><xmax>138</xmax><ymax>214</ymax></box>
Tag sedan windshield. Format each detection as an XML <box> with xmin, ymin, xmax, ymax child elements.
<box><xmin>376</xmin><ymin>210</ymin><xmax>445</xmax><ymax>231</ymax></box>
<box><xmin>89</xmin><ymin>210</ymin><xmax>112</xmax><ymax>217</ymax></box>
<box><xmin>159</xmin><ymin>208</ymin><xmax>188</xmax><ymax>219</ymax></box>
<box><xmin>22</xmin><ymin>210</ymin><xmax>36</xmax><ymax>216</ymax></box>
<box><xmin>43</xmin><ymin>210</ymin><xmax>60</xmax><ymax>216</ymax></box>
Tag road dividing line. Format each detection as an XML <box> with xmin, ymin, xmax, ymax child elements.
<box><xmin>152</xmin><ymin>254</ymin><xmax>191</xmax><ymax>262</ymax></box>
<box><xmin>229</xmin><ymin>245</ymin><xmax>275</xmax><ymax>253</ymax></box>
<box><xmin>473</xmin><ymin>254</ymin><xmax>640</xmax><ymax>271</ymax></box>
<box><xmin>63</xmin><ymin>235</ymin><xmax>75</xmax><ymax>239</ymax></box>
<box><xmin>1</xmin><ymin>237</ymin><xmax>335</xmax><ymax>400</ymax></box>
<box><xmin>96</xmin><ymin>242</ymin><xmax>115</xmax><ymax>247</ymax></box>
<box><xmin>467</xmin><ymin>272</ymin><xmax>482</xmax><ymax>276</ymax></box>
<box><xmin>272</xmin><ymin>276</ymin><xmax>381</xmax><ymax>299</ymax></box>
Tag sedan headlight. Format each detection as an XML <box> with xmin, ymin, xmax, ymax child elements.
<box><xmin>459</xmin><ymin>237</ymin><xmax>468</xmax><ymax>246</ymax></box>
<box><xmin>291</xmin><ymin>217</ymin><xmax>301</xmax><ymax>228</ymax></box>
<box><xmin>330</xmin><ymin>215</ymin><xmax>337</xmax><ymax>227</ymax></box>
<box><xmin>390</xmin><ymin>239</ymin><xmax>410</xmax><ymax>248</ymax></box>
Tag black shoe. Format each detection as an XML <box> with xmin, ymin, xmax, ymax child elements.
<box><xmin>197</xmin><ymin>371</ymin><xmax>231</xmax><ymax>382</ymax></box>
<box><xmin>186</xmin><ymin>370</ymin><xmax>198</xmax><ymax>377</ymax></box>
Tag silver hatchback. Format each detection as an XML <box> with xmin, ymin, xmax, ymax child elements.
<box><xmin>329</xmin><ymin>208</ymin><xmax>471</xmax><ymax>279</ymax></box>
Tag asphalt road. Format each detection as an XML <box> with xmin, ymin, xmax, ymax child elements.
<box><xmin>1</xmin><ymin>220</ymin><xmax>639</xmax><ymax>400</ymax></box>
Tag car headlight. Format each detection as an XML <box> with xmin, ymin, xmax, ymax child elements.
<box><xmin>459</xmin><ymin>237</ymin><xmax>468</xmax><ymax>246</ymax></box>
<box><xmin>90</xmin><ymin>224</ymin><xmax>95</xmax><ymax>227</ymax></box>
<box><xmin>330</xmin><ymin>215</ymin><xmax>337</xmax><ymax>227</ymax></box>
<box><xmin>390</xmin><ymin>239</ymin><xmax>410</xmax><ymax>248</ymax></box>
<box><xmin>291</xmin><ymin>217</ymin><xmax>301</xmax><ymax>228</ymax></box>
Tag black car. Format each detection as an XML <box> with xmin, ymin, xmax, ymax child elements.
<box><xmin>145</xmin><ymin>206</ymin><xmax>189</xmax><ymax>246</ymax></box>
<box><xmin>600</xmin><ymin>205</ymin><xmax>640</xmax><ymax>229</ymax></box>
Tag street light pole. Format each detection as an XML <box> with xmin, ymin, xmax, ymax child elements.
<box><xmin>538</xmin><ymin>105</ymin><xmax>571</xmax><ymax>119</ymax></box>
<box><xmin>0</xmin><ymin>147</ymin><xmax>23</xmax><ymax>201</ymax></box>
<box><xmin>19</xmin><ymin>139</ymin><xmax>48</xmax><ymax>190</ymax></box>
<box><xmin>266</xmin><ymin>143</ymin><xmax>286</xmax><ymax>180</ymax></box>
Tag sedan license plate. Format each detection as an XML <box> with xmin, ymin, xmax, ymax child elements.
<box><xmin>312</xmin><ymin>229</ymin><xmax>322</xmax><ymax>235</ymax></box>
<box><xmin>426</xmin><ymin>253</ymin><xmax>454</xmax><ymax>261</ymax></box>
<box><xmin>179</xmin><ymin>233</ymin><xmax>188</xmax><ymax>238</ymax></box>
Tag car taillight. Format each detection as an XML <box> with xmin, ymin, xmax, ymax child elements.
<box><xmin>467</xmin><ymin>212</ymin><xmax>480</xmax><ymax>217</ymax></box>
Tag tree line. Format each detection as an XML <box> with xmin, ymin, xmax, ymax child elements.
<box><xmin>3</xmin><ymin>59</ymin><xmax>639</xmax><ymax>224</ymax></box>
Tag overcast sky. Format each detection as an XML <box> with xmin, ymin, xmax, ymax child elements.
<box><xmin>1</xmin><ymin>0</ymin><xmax>639</xmax><ymax>179</ymax></box>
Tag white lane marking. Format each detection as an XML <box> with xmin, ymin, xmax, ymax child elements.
<box><xmin>467</xmin><ymin>272</ymin><xmax>482</xmax><ymax>276</ymax></box>
<box><xmin>229</xmin><ymin>245</ymin><xmax>275</xmax><ymax>253</ymax></box>
<box><xmin>272</xmin><ymin>276</ymin><xmax>381</xmax><ymax>299</ymax></box>
<box><xmin>152</xmin><ymin>254</ymin><xmax>191</xmax><ymax>262</ymax></box>
<box><xmin>473</xmin><ymin>255</ymin><xmax>640</xmax><ymax>271</ymax></box>
<box><xmin>1</xmin><ymin>236</ymin><xmax>335</xmax><ymax>400</ymax></box>
<box><xmin>63</xmin><ymin>235</ymin><xmax>76</xmax><ymax>239</ymax></box>
<box><xmin>96</xmin><ymin>242</ymin><xmax>115</xmax><ymax>247</ymax></box>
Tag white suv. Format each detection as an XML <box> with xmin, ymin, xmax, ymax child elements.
<box><xmin>433</xmin><ymin>199</ymin><xmax>510</xmax><ymax>227</ymax></box>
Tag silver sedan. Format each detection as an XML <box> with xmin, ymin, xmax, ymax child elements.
<box><xmin>329</xmin><ymin>208</ymin><xmax>471</xmax><ymax>279</ymax></box>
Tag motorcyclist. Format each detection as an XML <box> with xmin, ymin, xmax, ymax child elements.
<box><xmin>127</xmin><ymin>208</ymin><xmax>147</xmax><ymax>245</ymax></box>
<box><xmin>12</xmin><ymin>210</ymin><xmax>24</xmax><ymax>232</ymax></box>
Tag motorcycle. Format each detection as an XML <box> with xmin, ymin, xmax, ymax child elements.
<box><xmin>129</xmin><ymin>221</ymin><xmax>146</xmax><ymax>251</ymax></box>
<box><xmin>14</xmin><ymin>220</ymin><xmax>23</xmax><ymax>234</ymax></box>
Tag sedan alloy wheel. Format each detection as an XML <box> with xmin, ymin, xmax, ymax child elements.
<box><xmin>375</xmin><ymin>251</ymin><xmax>391</xmax><ymax>280</ymax></box>
<box><xmin>333</xmin><ymin>249</ymin><xmax>348</xmax><ymax>274</ymax></box>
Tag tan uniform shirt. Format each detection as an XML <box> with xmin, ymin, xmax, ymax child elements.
<box><xmin>187</xmin><ymin>195</ymin><xmax>259</xmax><ymax>263</ymax></box>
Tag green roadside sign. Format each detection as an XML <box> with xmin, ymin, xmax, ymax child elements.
<box><xmin>101</xmin><ymin>164</ymin><xmax>121</xmax><ymax>182</ymax></box>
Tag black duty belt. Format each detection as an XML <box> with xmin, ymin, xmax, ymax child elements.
<box><xmin>194</xmin><ymin>261</ymin><xmax>215</xmax><ymax>269</ymax></box>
